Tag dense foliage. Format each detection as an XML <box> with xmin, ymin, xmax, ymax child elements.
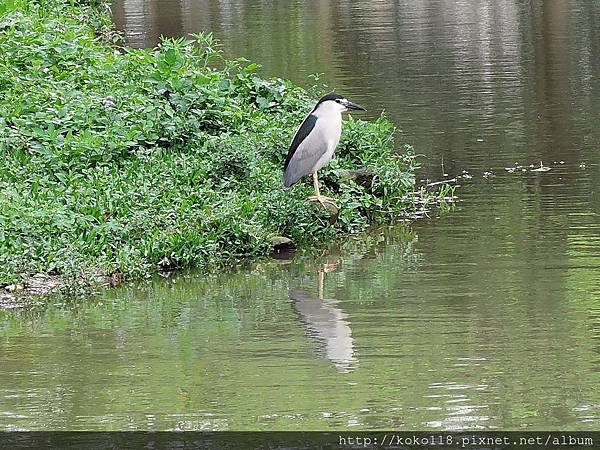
<box><xmin>0</xmin><ymin>0</ymin><xmax>420</xmax><ymax>290</ymax></box>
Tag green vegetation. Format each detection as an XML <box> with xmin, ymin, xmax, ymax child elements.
<box><xmin>0</xmin><ymin>0</ymin><xmax>425</xmax><ymax>293</ymax></box>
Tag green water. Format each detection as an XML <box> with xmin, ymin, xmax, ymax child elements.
<box><xmin>2</xmin><ymin>0</ymin><xmax>600</xmax><ymax>431</ymax></box>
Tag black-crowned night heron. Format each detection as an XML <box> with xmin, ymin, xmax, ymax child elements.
<box><xmin>283</xmin><ymin>92</ymin><xmax>366</xmax><ymax>209</ymax></box>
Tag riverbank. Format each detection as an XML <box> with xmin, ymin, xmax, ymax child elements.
<box><xmin>0</xmin><ymin>0</ymin><xmax>437</xmax><ymax>301</ymax></box>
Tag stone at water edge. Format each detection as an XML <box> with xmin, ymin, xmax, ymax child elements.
<box><xmin>269</xmin><ymin>236</ymin><xmax>295</xmax><ymax>251</ymax></box>
<box><xmin>338</xmin><ymin>168</ymin><xmax>376</xmax><ymax>188</ymax></box>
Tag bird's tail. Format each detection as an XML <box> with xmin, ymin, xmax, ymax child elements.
<box><xmin>283</xmin><ymin>168</ymin><xmax>300</xmax><ymax>187</ymax></box>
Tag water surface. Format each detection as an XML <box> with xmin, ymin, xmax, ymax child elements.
<box><xmin>1</xmin><ymin>0</ymin><xmax>600</xmax><ymax>431</ymax></box>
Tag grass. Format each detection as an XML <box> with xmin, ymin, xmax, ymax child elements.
<box><xmin>0</xmin><ymin>0</ymin><xmax>430</xmax><ymax>295</ymax></box>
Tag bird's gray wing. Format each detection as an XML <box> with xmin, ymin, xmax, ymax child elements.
<box><xmin>283</xmin><ymin>115</ymin><xmax>328</xmax><ymax>187</ymax></box>
<box><xmin>284</xmin><ymin>114</ymin><xmax>317</xmax><ymax>170</ymax></box>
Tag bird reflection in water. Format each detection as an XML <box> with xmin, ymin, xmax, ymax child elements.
<box><xmin>290</xmin><ymin>258</ymin><xmax>357</xmax><ymax>373</ymax></box>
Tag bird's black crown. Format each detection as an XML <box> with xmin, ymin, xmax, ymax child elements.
<box><xmin>317</xmin><ymin>92</ymin><xmax>345</xmax><ymax>104</ymax></box>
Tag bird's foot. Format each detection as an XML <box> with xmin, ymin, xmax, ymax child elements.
<box><xmin>308</xmin><ymin>195</ymin><xmax>339</xmax><ymax>212</ymax></box>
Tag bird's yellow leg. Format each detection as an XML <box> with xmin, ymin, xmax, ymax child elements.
<box><xmin>308</xmin><ymin>172</ymin><xmax>338</xmax><ymax>209</ymax></box>
<box><xmin>312</xmin><ymin>172</ymin><xmax>320</xmax><ymax>198</ymax></box>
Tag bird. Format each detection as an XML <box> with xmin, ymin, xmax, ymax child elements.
<box><xmin>283</xmin><ymin>92</ymin><xmax>366</xmax><ymax>209</ymax></box>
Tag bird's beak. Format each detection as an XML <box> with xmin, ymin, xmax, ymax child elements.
<box><xmin>346</xmin><ymin>101</ymin><xmax>366</xmax><ymax>111</ymax></box>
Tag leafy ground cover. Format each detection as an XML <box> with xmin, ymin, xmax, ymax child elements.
<box><xmin>0</xmin><ymin>0</ymin><xmax>431</xmax><ymax>296</ymax></box>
